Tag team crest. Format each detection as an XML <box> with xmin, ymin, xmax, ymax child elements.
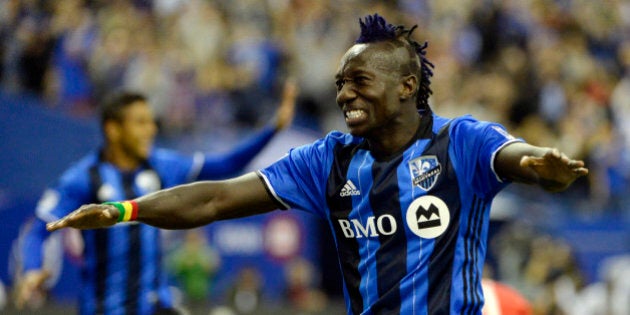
<box><xmin>409</xmin><ymin>155</ymin><xmax>442</xmax><ymax>191</ymax></box>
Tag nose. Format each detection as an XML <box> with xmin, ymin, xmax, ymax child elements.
<box><xmin>336</xmin><ymin>82</ymin><xmax>356</xmax><ymax>108</ymax></box>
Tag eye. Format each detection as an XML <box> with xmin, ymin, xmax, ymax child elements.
<box><xmin>355</xmin><ymin>76</ymin><xmax>369</xmax><ymax>85</ymax></box>
<box><xmin>335</xmin><ymin>79</ymin><xmax>345</xmax><ymax>91</ymax></box>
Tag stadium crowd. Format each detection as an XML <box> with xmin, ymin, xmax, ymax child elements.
<box><xmin>1</xmin><ymin>0</ymin><xmax>629</xmax><ymax>314</ymax></box>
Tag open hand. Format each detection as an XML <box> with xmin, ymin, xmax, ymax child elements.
<box><xmin>14</xmin><ymin>270</ymin><xmax>50</xmax><ymax>310</ymax></box>
<box><xmin>274</xmin><ymin>77</ymin><xmax>298</xmax><ymax>130</ymax></box>
<box><xmin>46</xmin><ymin>204</ymin><xmax>119</xmax><ymax>232</ymax></box>
<box><xmin>520</xmin><ymin>148</ymin><xmax>589</xmax><ymax>192</ymax></box>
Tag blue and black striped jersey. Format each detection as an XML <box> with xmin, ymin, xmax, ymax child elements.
<box><xmin>20</xmin><ymin>126</ymin><xmax>277</xmax><ymax>315</ymax></box>
<box><xmin>259</xmin><ymin>114</ymin><xmax>521</xmax><ymax>315</ymax></box>
<box><xmin>30</xmin><ymin>149</ymin><xmax>197</xmax><ymax>315</ymax></box>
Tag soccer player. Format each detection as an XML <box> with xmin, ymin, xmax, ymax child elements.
<box><xmin>14</xmin><ymin>80</ymin><xmax>296</xmax><ymax>315</ymax></box>
<box><xmin>46</xmin><ymin>14</ymin><xmax>588</xmax><ymax>314</ymax></box>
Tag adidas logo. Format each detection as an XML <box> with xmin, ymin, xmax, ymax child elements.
<box><xmin>340</xmin><ymin>180</ymin><xmax>361</xmax><ymax>197</ymax></box>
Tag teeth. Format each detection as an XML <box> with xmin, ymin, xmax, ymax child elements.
<box><xmin>346</xmin><ymin>110</ymin><xmax>364</xmax><ymax>119</ymax></box>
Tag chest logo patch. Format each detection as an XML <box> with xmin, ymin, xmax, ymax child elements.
<box><xmin>405</xmin><ymin>195</ymin><xmax>450</xmax><ymax>239</ymax></box>
<box><xmin>409</xmin><ymin>155</ymin><xmax>441</xmax><ymax>191</ymax></box>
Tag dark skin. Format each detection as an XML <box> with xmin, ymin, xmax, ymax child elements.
<box><xmin>46</xmin><ymin>41</ymin><xmax>588</xmax><ymax>232</ymax></box>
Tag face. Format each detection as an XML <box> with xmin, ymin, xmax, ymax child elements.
<box><xmin>335</xmin><ymin>43</ymin><xmax>411</xmax><ymax>138</ymax></box>
<box><xmin>110</xmin><ymin>101</ymin><xmax>157</xmax><ymax>162</ymax></box>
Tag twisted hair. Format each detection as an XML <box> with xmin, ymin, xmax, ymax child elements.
<box><xmin>356</xmin><ymin>14</ymin><xmax>434</xmax><ymax>113</ymax></box>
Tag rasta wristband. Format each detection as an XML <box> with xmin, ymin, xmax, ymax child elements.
<box><xmin>104</xmin><ymin>201</ymin><xmax>139</xmax><ymax>222</ymax></box>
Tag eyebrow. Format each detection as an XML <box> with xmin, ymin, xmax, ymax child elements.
<box><xmin>335</xmin><ymin>68</ymin><xmax>371</xmax><ymax>79</ymax></box>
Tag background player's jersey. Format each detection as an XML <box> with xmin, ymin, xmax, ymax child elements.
<box><xmin>24</xmin><ymin>148</ymin><xmax>198</xmax><ymax>315</ymax></box>
<box><xmin>18</xmin><ymin>124</ymin><xmax>276</xmax><ymax>315</ymax></box>
<box><xmin>259</xmin><ymin>114</ymin><xmax>521</xmax><ymax>315</ymax></box>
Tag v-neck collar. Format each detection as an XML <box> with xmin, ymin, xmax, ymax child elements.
<box><xmin>360</xmin><ymin>113</ymin><xmax>434</xmax><ymax>162</ymax></box>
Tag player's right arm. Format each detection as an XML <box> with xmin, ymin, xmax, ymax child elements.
<box><xmin>47</xmin><ymin>172</ymin><xmax>280</xmax><ymax>231</ymax></box>
<box><xmin>14</xmin><ymin>217</ymin><xmax>51</xmax><ymax>309</ymax></box>
<box><xmin>14</xmin><ymin>263</ymin><xmax>51</xmax><ymax>310</ymax></box>
<box><xmin>16</xmin><ymin>166</ymin><xmax>92</xmax><ymax>309</ymax></box>
<box><xmin>15</xmin><ymin>194</ymin><xmax>70</xmax><ymax>309</ymax></box>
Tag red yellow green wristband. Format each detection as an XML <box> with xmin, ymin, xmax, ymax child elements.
<box><xmin>104</xmin><ymin>201</ymin><xmax>138</xmax><ymax>222</ymax></box>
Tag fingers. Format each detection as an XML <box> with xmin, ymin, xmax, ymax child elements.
<box><xmin>46</xmin><ymin>219</ymin><xmax>66</xmax><ymax>232</ymax></box>
<box><xmin>275</xmin><ymin>77</ymin><xmax>298</xmax><ymax>130</ymax></box>
<box><xmin>46</xmin><ymin>208</ymin><xmax>79</xmax><ymax>231</ymax></box>
<box><xmin>568</xmin><ymin>159</ymin><xmax>585</xmax><ymax>168</ymax></box>
<box><xmin>282</xmin><ymin>76</ymin><xmax>298</xmax><ymax>101</ymax></box>
<box><xmin>15</xmin><ymin>271</ymin><xmax>50</xmax><ymax>309</ymax></box>
<box><xmin>46</xmin><ymin>204</ymin><xmax>117</xmax><ymax>231</ymax></box>
<box><xmin>573</xmin><ymin>167</ymin><xmax>589</xmax><ymax>176</ymax></box>
<box><xmin>522</xmin><ymin>149</ymin><xmax>586</xmax><ymax>167</ymax></box>
<box><xmin>520</xmin><ymin>155</ymin><xmax>543</xmax><ymax>167</ymax></box>
<box><xmin>14</xmin><ymin>280</ymin><xmax>32</xmax><ymax>309</ymax></box>
<box><xmin>521</xmin><ymin>152</ymin><xmax>589</xmax><ymax>179</ymax></box>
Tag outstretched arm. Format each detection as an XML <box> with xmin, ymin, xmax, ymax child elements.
<box><xmin>196</xmin><ymin>78</ymin><xmax>297</xmax><ymax>178</ymax></box>
<box><xmin>47</xmin><ymin>172</ymin><xmax>279</xmax><ymax>231</ymax></box>
<box><xmin>494</xmin><ymin>142</ymin><xmax>588</xmax><ymax>192</ymax></box>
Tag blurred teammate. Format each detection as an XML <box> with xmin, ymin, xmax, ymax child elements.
<box><xmin>14</xmin><ymin>80</ymin><xmax>296</xmax><ymax>315</ymax></box>
<box><xmin>46</xmin><ymin>14</ymin><xmax>588</xmax><ymax>314</ymax></box>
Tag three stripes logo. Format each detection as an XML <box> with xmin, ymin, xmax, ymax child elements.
<box><xmin>340</xmin><ymin>180</ymin><xmax>361</xmax><ymax>197</ymax></box>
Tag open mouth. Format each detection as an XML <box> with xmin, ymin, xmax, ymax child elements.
<box><xmin>345</xmin><ymin>109</ymin><xmax>367</xmax><ymax>125</ymax></box>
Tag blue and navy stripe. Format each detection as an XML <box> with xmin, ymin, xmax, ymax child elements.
<box><xmin>80</xmin><ymin>161</ymin><xmax>168</xmax><ymax>315</ymax></box>
<box><xmin>324</xmin><ymin>116</ymin><xmax>471</xmax><ymax>315</ymax></box>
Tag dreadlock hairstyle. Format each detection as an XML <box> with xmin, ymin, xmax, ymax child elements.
<box><xmin>355</xmin><ymin>14</ymin><xmax>435</xmax><ymax>113</ymax></box>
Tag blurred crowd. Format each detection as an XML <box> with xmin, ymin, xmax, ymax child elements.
<box><xmin>2</xmin><ymin>0</ymin><xmax>630</xmax><ymax>314</ymax></box>
<box><xmin>2</xmin><ymin>0</ymin><xmax>630</xmax><ymax>209</ymax></box>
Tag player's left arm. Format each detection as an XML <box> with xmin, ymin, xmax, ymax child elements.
<box><xmin>195</xmin><ymin>78</ymin><xmax>297</xmax><ymax>179</ymax></box>
<box><xmin>494</xmin><ymin>142</ymin><xmax>589</xmax><ymax>192</ymax></box>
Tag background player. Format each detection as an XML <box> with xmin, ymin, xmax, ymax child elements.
<box><xmin>14</xmin><ymin>79</ymin><xmax>296</xmax><ymax>314</ymax></box>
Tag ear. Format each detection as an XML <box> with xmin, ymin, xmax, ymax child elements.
<box><xmin>399</xmin><ymin>75</ymin><xmax>418</xmax><ymax>101</ymax></box>
<box><xmin>103</xmin><ymin>120</ymin><xmax>120</xmax><ymax>142</ymax></box>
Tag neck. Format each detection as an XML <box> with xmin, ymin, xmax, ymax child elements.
<box><xmin>102</xmin><ymin>146</ymin><xmax>141</xmax><ymax>171</ymax></box>
<box><xmin>367</xmin><ymin>113</ymin><xmax>423</xmax><ymax>160</ymax></box>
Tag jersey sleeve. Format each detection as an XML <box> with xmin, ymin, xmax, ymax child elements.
<box><xmin>150</xmin><ymin>149</ymin><xmax>198</xmax><ymax>186</ymax></box>
<box><xmin>257</xmin><ymin>134</ymin><xmax>337</xmax><ymax>218</ymax></box>
<box><xmin>151</xmin><ymin>127</ymin><xmax>275</xmax><ymax>186</ymax></box>
<box><xmin>38</xmin><ymin>170</ymin><xmax>93</xmax><ymax>222</ymax></box>
<box><xmin>21</xmin><ymin>169</ymin><xmax>92</xmax><ymax>272</ymax></box>
<box><xmin>194</xmin><ymin>126</ymin><xmax>276</xmax><ymax>180</ymax></box>
<box><xmin>449</xmin><ymin>116</ymin><xmax>523</xmax><ymax>198</ymax></box>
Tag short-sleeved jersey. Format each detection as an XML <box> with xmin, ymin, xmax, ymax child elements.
<box><xmin>19</xmin><ymin>125</ymin><xmax>276</xmax><ymax>315</ymax></box>
<box><xmin>28</xmin><ymin>148</ymin><xmax>199</xmax><ymax>315</ymax></box>
<box><xmin>258</xmin><ymin>114</ymin><xmax>521</xmax><ymax>315</ymax></box>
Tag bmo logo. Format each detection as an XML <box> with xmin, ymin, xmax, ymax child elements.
<box><xmin>338</xmin><ymin>215</ymin><xmax>397</xmax><ymax>238</ymax></box>
<box><xmin>406</xmin><ymin>195</ymin><xmax>450</xmax><ymax>239</ymax></box>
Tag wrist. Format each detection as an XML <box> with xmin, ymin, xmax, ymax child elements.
<box><xmin>103</xmin><ymin>200</ymin><xmax>138</xmax><ymax>222</ymax></box>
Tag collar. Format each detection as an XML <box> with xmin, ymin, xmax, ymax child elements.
<box><xmin>361</xmin><ymin>113</ymin><xmax>434</xmax><ymax>161</ymax></box>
